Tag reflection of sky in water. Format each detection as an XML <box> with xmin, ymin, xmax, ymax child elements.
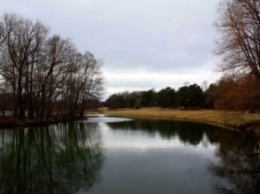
<box><xmin>99</xmin><ymin>122</ymin><xmax>217</xmax><ymax>153</ymax></box>
<box><xmin>80</xmin><ymin>115</ymin><xmax>133</xmax><ymax>123</ymax></box>
<box><xmin>78</xmin><ymin>117</ymin><xmax>228</xmax><ymax>194</ymax></box>
<box><xmin>79</xmin><ymin>116</ymin><xmax>219</xmax><ymax>159</ymax></box>
<box><xmin>76</xmin><ymin>116</ymin><xmax>258</xmax><ymax>194</ymax></box>
<box><xmin>0</xmin><ymin>116</ymin><xmax>257</xmax><ymax>194</ymax></box>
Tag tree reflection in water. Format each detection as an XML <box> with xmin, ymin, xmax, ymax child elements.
<box><xmin>107</xmin><ymin>119</ymin><xmax>260</xmax><ymax>194</ymax></box>
<box><xmin>0</xmin><ymin>122</ymin><xmax>103</xmax><ymax>194</ymax></box>
<box><xmin>106</xmin><ymin>119</ymin><xmax>219</xmax><ymax>146</ymax></box>
<box><xmin>209</xmin><ymin>134</ymin><xmax>260</xmax><ymax>194</ymax></box>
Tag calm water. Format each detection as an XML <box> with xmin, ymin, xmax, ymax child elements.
<box><xmin>0</xmin><ymin>116</ymin><xmax>259</xmax><ymax>194</ymax></box>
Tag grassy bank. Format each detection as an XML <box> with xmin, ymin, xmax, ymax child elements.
<box><xmin>102</xmin><ymin>108</ymin><xmax>260</xmax><ymax>137</ymax></box>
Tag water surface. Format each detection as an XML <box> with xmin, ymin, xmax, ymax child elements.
<box><xmin>0</xmin><ymin>116</ymin><xmax>259</xmax><ymax>194</ymax></box>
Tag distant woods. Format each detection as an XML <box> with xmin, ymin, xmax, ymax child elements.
<box><xmin>0</xmin><ymin>14</ymin><xmax>103</xmax><ymax>121</ymax></box>
<box><xmin>105</xmin><ymin>78</ymin><xmax>260</xmax><ymax>112</ymax></box>
<box><xmin>105</xmin><ymin>84</ymin><xmax>205</xmax><ymax>110</ymax></box>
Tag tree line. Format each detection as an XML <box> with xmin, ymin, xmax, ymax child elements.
<box><xmin>0</xmin><ymin>14</ymin><xmax>103</xmax><ymax>121</ymax></box>
<box><xmin>105</xmin><ymin>76</ymin><xmax>260</xmax><ymax>112</ymax></box>
<box><xmin>105</xmin><ymin>83</ymin><xmax>204</xmax><ymax>110</ymax></box>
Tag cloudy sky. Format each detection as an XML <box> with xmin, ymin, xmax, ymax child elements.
<box><xmin>0</xmin><ymin>0</ymin><xmax>221</xmax><ymax>99</ymax></box>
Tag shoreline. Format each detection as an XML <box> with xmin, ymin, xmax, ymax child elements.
<box><xmin>1</xmin><ymin>108</ymin><xmax>260</xmax><ymax>138</ymax></box>
<box><xmin>0</xmin><ymin>117</ymin><xmax>84</xmax><ymax>128</ymax></box>
<box><xmin>102</xmin><ymin>108</ymin><xmax>260</xmax><ymax>138</ymax></box>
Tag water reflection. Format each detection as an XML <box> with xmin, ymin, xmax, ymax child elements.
<box><xmin>106</xmin><ymin>118</ymin><xmax>260</xmax><ymax>194</ymax></box>
<box><xmin>209</xmin><ymin>135</ymin><xmax>260</xmax><ymax>194</ymax></box>
<box><xmin>0</xmin><ymin>117</ymin><xmax>259</xmax><ymax>194</ymax></box>
<box><xmin>0</xmin><ymin>122</ymin><xmax>103</xmax><ymax>194</ymax></box>
<box><xmin>106</xmin><ymin>119</ymin><xmax>223</xmax><ymax>146</ymax></box>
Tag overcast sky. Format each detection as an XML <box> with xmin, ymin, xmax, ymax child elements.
<box><xmin>0</xmin><ymin>0</ymin><xmax>221</xmax><ymax>99</ymax></box>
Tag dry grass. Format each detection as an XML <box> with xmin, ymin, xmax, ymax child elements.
<box><xmin>101</xmin><ymin>108</ymin><xmax>260</xmax><ymax>136</ymax></box>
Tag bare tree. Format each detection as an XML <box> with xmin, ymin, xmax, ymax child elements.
<box><xmin>38</xmin><ymin>35</ymin><xmax>75</xmax><ymax>120</ymax></box>
<box><xmin>0</xmin><ymin>14</ymin><xmax>103</xmax><ymax>121</ymax></box>
<box><xmin>62</xmin><ymin>51</ymin><xmax>103</xmax><ymax>118</ymax></box>
<box><xmin>215</xmin><ymin>0</ymin><xmax>260</xmax><ymax>82</ymax></box>
<box><xmin>0</xmin><ymin>14</ymin><xmax>49</xmax><ymax>118</ymax></box>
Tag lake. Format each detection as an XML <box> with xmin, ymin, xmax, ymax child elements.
<box><xmin>0</xmin><ymin>115</ymin><xmax>259</xmax><ymax>194</ymax></box>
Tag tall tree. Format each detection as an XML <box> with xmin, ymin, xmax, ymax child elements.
<box><xmin>204</xmin><ymin>83</ymin><xmax>218</xmax><ymax>109</ymax></box>
<box><xmin>141</xmin><ymin>89</ymin><xmax>156</xmax><ymax>107</ymax></box>
<box><xmin>156</xmin><ymin>87</ymin><xmax>176</xmax><ymax>108</ymax></box>
<box><xmin>39</xmin><ymin>35</ymin><xmax>75</xmax><ymax>119</ymax></box>
<box><xmin>215</xmin><ymin>0</ymin><xmax>260</xmax><ymax>82</ymax></box>
<box><xmin>0</xmin><ymin>14</ymin><xmax>49</xmax><ymax>118</ymax></box>
<box><xmin>176</xmin><ymin>84</ymin><xmax>204</xmax><ymax>109</ymax></box>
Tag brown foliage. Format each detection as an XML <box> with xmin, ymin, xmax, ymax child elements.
<box><xmin>215</xmin><ymin>74</ymin><xmax>260</xmax><ymax>111</ymax></box>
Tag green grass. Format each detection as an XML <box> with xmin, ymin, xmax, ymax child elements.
<box><xmin>101</xmin><ymin>108</ymin><xmax>260</xmax><ymax>136</ymax></box>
